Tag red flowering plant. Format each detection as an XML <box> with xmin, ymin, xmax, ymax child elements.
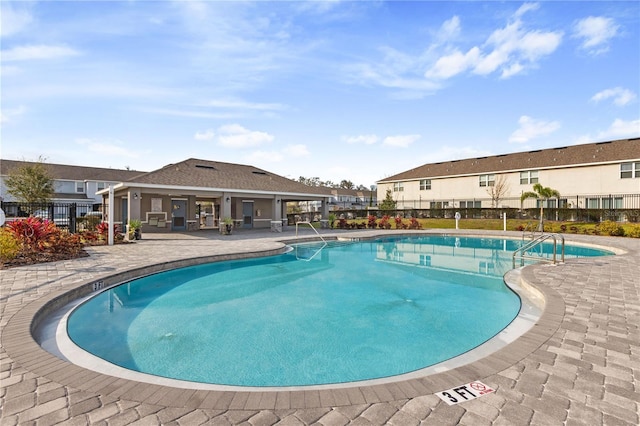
<box><xmin>367</xmin><ymin>215</ymin><xmax>377</xmax><ymax>229</ymax></box>
<box><xmin>4</xmin><ymin>217</ymin><xmax>84</xmax><ymax>265</ymax></box>
<box><xmin>378</xmin><ymin>215</ymin><xmax>391</xmax><ymax>229</ymax></box>
<box><xmin>96</xmin><ymin>222</ymin><xmax>123</xmax><ymax>241</ymax></box>
<box><xmin>394</xmin><ymin>216</ymin><xmax>403</xmax><ymax>229</ymax></box>
<box><xmin>6</xmin><ymin>216</ymin><xmax>57</xmax><ymax>252</ymax></box>
<box><xmin>409</xmin><ymin>217</ymin><xmax>422</xmax><ymax>229</ymax></box>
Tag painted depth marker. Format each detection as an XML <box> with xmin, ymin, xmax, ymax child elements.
<box><xmin>435</xmin><ymin>381</ymin><xmax>495</xmax><ymax>405</ymax></box>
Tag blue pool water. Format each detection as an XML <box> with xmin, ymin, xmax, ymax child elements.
<box><xmin>67</xmin><ymin>236</ymin><xmax>611</xmax><ymax>387</ymax></box>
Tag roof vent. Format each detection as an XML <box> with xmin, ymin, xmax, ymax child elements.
<box><xmin>195</xmin><ymin>164</ymin><xmax>216</xmax><ymax>170</ymax></box>
<box><xmin>252</xmin><ymin>171</ymin><xmax>268</xmax><ymax>176</ymax></box>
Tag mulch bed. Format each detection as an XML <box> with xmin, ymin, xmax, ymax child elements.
<box><xmin>1</xmin><ymin>250</ymin><xmax>90</xmax><ymax>269</ymax></box>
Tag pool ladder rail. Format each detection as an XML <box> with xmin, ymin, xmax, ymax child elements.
<box><xmin>294</xmin><ymin>221</ymin><xmax>327</xmax><ymax>261</ymax></box>
<box><xmin>513</xmin><ymin>232</ymin><xmax>565</xmax><ymax>268</ymax></box>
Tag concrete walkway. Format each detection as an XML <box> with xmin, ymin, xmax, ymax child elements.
<box><xmin>1</xmin><ymin>228</ymin><xmax>638</xmax><ymax>425</ymax></box>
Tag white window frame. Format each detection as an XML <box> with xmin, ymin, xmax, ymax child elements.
<box><xmin>75</xmin><ymin>181</ymin><xmax>85</xmax><ymax>193</ymax></box>
<box><xmin>620</xmin><ymin>162</ymin><xmax>640</xmax><ymax>179</ymax></box>
<box><xmin>479</xmin><ymin>174</ymin><xmax>495</xmax><ymax>187</ymax></box>
<box><xmin>520</xmin><ymin>170</ymin><xmax>539</xmax><ymax>185</ymax></box>
<box><xmin>419</xmin><ymin>179</ymin><xmax>431</xmax><ymax>190</ymax></box>
<box><xmin>460</xmin><ymin>200</ymin><xmax>481</xmax><ymax>208</ymax></box>
<box><xmin>393</xmin><ymin>182</ymin><xmax>404</xmax><ymax>192</ymax></box>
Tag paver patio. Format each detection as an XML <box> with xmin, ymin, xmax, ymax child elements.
<box><xmin>1</xmin><ymin>228</ymin><xmax>638</xmax><ymax>425</ymax></box>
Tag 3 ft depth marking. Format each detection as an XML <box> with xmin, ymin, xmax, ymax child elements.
<box><xmin>436</xmin><ymin>381</ymin><xmax>495</xmax><ymax>405</ymax></box>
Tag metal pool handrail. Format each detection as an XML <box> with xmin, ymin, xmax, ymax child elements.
<box><xmin>513</xmin><ymin>232</ymin><xmax>565</xmax><ymax>268</ymax></box>
<box><xmin>294</xmin><ymin>221</ymin><xmax>327</xmax><ymax>261</ymax></box>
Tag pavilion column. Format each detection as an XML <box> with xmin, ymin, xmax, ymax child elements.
<box><xmin>321</xmin><ymin>198</ymin><xmax>330</xmax><ymax>219</ymax></box>
<box><xmin>220</xmin><ymin>193</ymin><xmax>232</xmax><ymax>220</ymax></box>
<box><xmin>273</xmin><ymin>196</ymin><xmax>282</xmax><ymax>221</ymax></box>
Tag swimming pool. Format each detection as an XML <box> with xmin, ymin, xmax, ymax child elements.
<box><xmin>64</xmin><ymin>235</ymin><xmax>611</xmax><ymax>387</ymax></box>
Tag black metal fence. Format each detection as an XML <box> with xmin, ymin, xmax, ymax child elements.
<box><xmin>1</xmin><ymin>202</ymin><xmax>102</xmax><ymax>233</ymax></box>
<box><xmin>322</xmin><ymin>206</ymin><xmax>640</xmax><ymax>223</ymax></box>
<box><xmin>323</xmin><ymin>193</ymin><xmax>640</xmax><ymax>223</ymax></box>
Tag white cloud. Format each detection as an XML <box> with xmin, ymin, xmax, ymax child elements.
<box><xmin>425</xmin><ymin>47</ymin><xmax>481</xmax><ymax>80</ymax></box>
<box><xmin>596</xmin><ymin>118</ymin><xmax>640</xmax><ymax>140</ymax></box>
<box><xmin>382</xmin><ymin>134</ymin><xmax>421</xmax><ymax>148</ymax></box>
<box><xmin>342</xmin><ymin>134</ymin><xmax>379</xmax><ymax>145</ymax></box>
<box><xmin>438</xmin><ymin>16</ymin><xmax>461</xmax><ymax>42</ymax></box>
<box><xmin>0</xmin><ymin>3</ymin><xmax>33</xmax><ymax>37</ymax></box>
<box><xmin>573</xmin><ymin>16</ymin><xmax>619</xmax><ymax>55</ymax></box>
<box><xmin>1</xmin><ymin>45</ymin><xmax>80</xmax><ymax>61</ymax></box>
<box><xmin>514</xmin><ymin>2</ymin><xmax>540</xmax><ymax>19</ymax></box>
<box><xmin>194</xmin><ymin>129</ymin><xmax>215</xmax><ymax>141</ymax></box>
<box><xmin>591</xmin><ymin>87</ymin><xmax>637</xmax><ymax>106</ymax></box>
<box><xmin>425</xmin><ymin>4</ymin><xmax>562</xmax><ymax>80</ymax></box>
<box><xmin>75</xmin><ymin>138</ymin><xmax>139</xmax><ymax>158</ymax></box>
<box><xmin>217</xmin><ymin>124</ymin><xmax>274</xmax><ymax>148</ymax></box>
<box><xmin>475</xmin><ymin>16</ymin><xmax>561</xmax><ymax>78</ymax></box>
<box><xmin>283</xmin><ymin>144</ymin><xmax>310</xmax><ymax>157</ymax></box>
<box><xmin>509</xmin><ymin>115</ymin><xmax>561</xmax><ymax>143</ymax></box>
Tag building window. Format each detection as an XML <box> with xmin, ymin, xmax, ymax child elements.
<box><xmin>603</xmin><ymin>197</ymin><xmax>623</xmax><ymax>209</ymax></box>
<box><xmin>97</xmin><ymin>182</ymin><xmax>106</xmax><ymax>191</ymax></box>
<box><xmin>393</xmin><ymin>182</ymin><xmax>404</xmax><ymax>192</ymax></box>
<box><xmin>430</xmin><ymin>201</ymin><xmax>449</xmax><ymax>209</ymax></box>
<box><xmin>76</xmin><ymin>181</ymin><xmax>85</xmax><ymax>193</ymax></box>
<box><xmin>587</xmin><ymin>198</ymin><xmax>600</xmax><ymax>209</ymax></box>
<box><xmin>479</xmin><ymin>174</ymin><xmax>495</xmax><ymax>187</ymax></box>
<box><xmin>620</xmin><ymin>162</ymin><xmax>640</xmax><ymax>178</ymax></box>
<box><xmin>420</xmin><ymin>255</ymin><xmax>431</xmax><ymax>267</ymax></box>
<box><xmin>460</xmin><ymin>201</ymin><xmax>481</xmax><ymax>208</ymax></box>
<box><xmin>520</xmin><ymin>170</ymin><xmax>539</xmax><ymax>184</ymax></box>
<box><xmin>419</xmin><ymin>179</ymin><xmax>431</xmax><ymax>190</ymax></box>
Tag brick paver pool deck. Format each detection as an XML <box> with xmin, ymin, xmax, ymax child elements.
<box><xmin>1</xmin><ymin>228</ymin><xmax>638</xmax><ymax>425</ymax></box>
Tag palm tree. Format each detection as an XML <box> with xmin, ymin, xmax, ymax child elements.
<box><xmin>521</xmin><ymin>183</ymin><xmax>560</xmax><ymax>232</ymax></box>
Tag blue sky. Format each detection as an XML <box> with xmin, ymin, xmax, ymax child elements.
<box><xmin>2</xmin><ymin>1</ymin><xmax>639</xmax><ymax>187</ymax></box>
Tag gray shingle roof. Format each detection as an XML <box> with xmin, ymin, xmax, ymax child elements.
<box><xmin>127</xmin><ymin>158</ymin><xmax>331</xmax><ymax>196</ymax></box>
<box><xmin>0</xmin><ymin>160</ymin><xmax>145</xmax><ymax>181</ymax></box>
<box><xmin>378</xmin><ymin>138</ymin><xmax>640</xmax><ymax>183</ymax></box>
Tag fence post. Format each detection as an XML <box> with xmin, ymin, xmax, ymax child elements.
<box><xmin>108</xmin><ymin>186</ymin><xmax>114</xmax><ymax>246</ymax></box>
<box><xmin>69</xmin><ymin>203</ymin><xmax>77</xmax><ymax>233</ymax></box>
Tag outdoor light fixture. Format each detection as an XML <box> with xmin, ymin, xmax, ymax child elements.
<box><xmin>277</xmin><ymin>199</ymin><xmax>280</xmax><ymax>204</ymax></box>
<box><xmin>133</xmin><ymin>193</ymin><xmax>139</xmax><ymax>200</ymax></box>
<box><xmin>226</xmin><ymin>197</ymin><xmax>230</xmax><ymax>202</ymax></box>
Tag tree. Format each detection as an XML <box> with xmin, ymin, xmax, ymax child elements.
<box><xmin>5</xmin><ymin>158</ymin><xmax>55</xmax><ymax>205</ymax></box>
<box><xmin>339</xmin><ymin>180</ymin><xmax>354</xmax><ymax>190</ymax></box>
<box><xmin>487</xmin><ymin>174</ymin><xmax>510</xmax><ymax>208</ymax></box>
<box><xmin>520</xmin><ymin>183</ymin><xmax>560</xmax><ymax>231</ymax></box>
<box><xmin>379</xmin><ymin>189</ymin><xmax>397</xmax><ymax>215</ymax></box>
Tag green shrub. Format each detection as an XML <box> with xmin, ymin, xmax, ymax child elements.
<box><xmin>599</xmin><ymin>220</ymin><xmax>625</xmax><ymax>237</ymax></box>
<box><xmin>627</xmin><ymin>224</ymin><xmax>640</xmax><ymax>238</ymax></box>
<box><xmin>0</xmin><ymin>228</ymin><xmax>20</xmax><ymax>262</ymax></box>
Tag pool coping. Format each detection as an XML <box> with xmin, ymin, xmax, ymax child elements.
<box><xmin>0</xmin><ymin>231</ymin><xmax>625</xmax><ymax>410</ymax></box>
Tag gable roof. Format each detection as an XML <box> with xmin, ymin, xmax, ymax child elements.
<box><xmin>124</xmin><ymin>158</ymin><xmax>331</xmax><ymax>196</ymax></box>
<box><xmin>378</xmin><ymin>138</ymin><xmax>640</xmax><ymax>183</ymax></box>
<box><xmin>0</xmin><ymin>159</ymin><xmax>145</xmax><ymax>182</ymax></box>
